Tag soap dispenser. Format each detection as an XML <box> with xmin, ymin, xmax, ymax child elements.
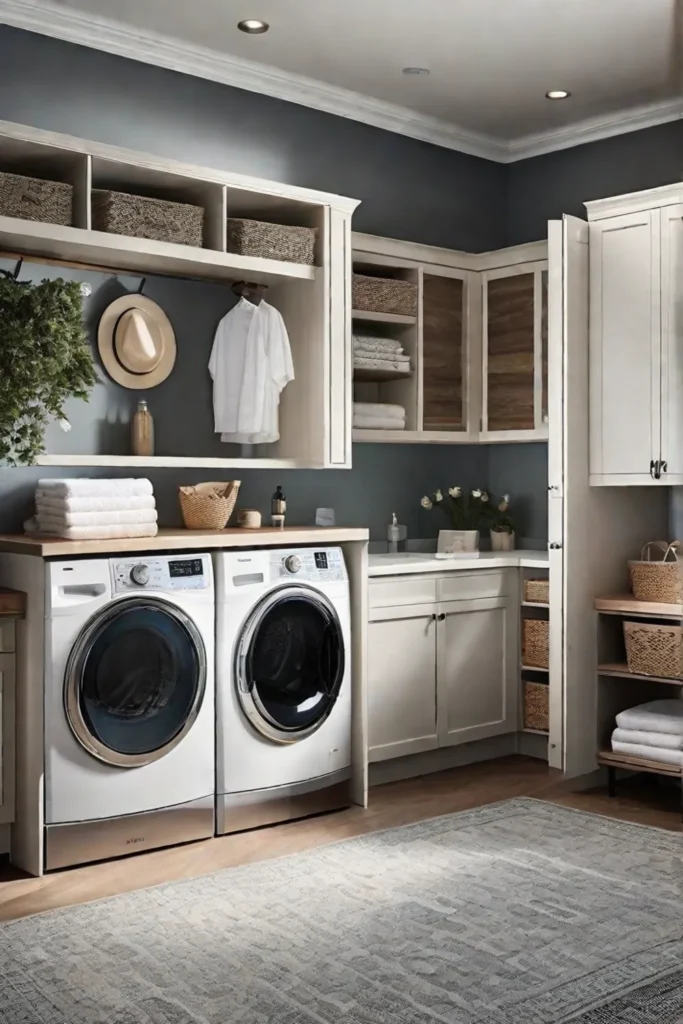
<box><xmin>387</xmin><ymin>512</ymin><xmax>407</xmax><ymax>554</ymax></box>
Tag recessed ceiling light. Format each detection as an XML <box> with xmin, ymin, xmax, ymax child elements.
<box><xmin>546</xmin><ymin>89</ymin><xmax>570</xmax><ymax>100</ymax></box>
<box><xmin>403</xmin><ymin>67</ymin><xmax>430</xmax><ymax>76</ymax></box>
<box><xmin>238</xmin><ymin>18</ymin><xmax>269</xmax><ymax>34</ymax></box>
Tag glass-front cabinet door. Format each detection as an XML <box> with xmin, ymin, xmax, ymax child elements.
<box><xmin>421</xmin><ymin>271</ymin><xmax>468</xmax><ymax>435</ymax></box>
<box><xmin>481</xmin><ymin>261</ymin><xmax>548</xmax><ymax>440</ymax></box>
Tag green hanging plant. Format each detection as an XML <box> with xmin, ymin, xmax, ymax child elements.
<box><xmin>0</xmin><ymin>276</ymin><xmax>97</xmax><ymax>466</ymax></box>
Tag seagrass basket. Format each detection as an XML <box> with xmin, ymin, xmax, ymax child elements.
<box><xmin>179</xmin><ymin>481</ymin><xmax>240</xmax><ymax>530</ymax></box>
<box><xmin>225</xmin><ymin>218</ymin><xmax>316</xmax><ymax>264</ymax></box>
<box><xmin>352</xmin><ymin>273</ymin><xmax>418</xmax><ymax>316</ymax></box>
<box><xmin>628</xmin><ymin>541</ymin><xmax>683</xmax><ymax>605</ymax></box>
<box><xmin>0</xmin><ymin>171</ymin><xmax>72</xmax><ymax>225</ymax></box>
<box><xmin>623</xmin><ymin>620</ymin><xmax>683</xmax><ymax>679</ymax></box>
<box><xmin>523</xmin><ymin>619</ymin><xmax>549</xmax><ymax>669</ymax></box>
<box><xmin>92</xmin><ymin>189</ymin><xmax>204</xmax><ymax>247</ymax></box>
<box><xmin>524</xmin><ymin>579</ymin><xmax>549</xmax><ymax>604</ymax></box>
<box><xmin>524</xmin><ymin>681</ymin><xmax>549</xmax><ymax>731</ymax></box>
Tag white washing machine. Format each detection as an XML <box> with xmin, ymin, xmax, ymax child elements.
<box><xmin>17</xmin><ymin>553</ymin><xmax>215</xmax><ymax>872</ymax></box>
<box><xmin>214</xmin><ymin>546</ymin><xmax>351</xmax><ymax>834</ymax></box>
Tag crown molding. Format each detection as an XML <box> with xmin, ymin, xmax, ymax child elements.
<box><xmin>0</xmin><ymin>0</ymin><xmax>681</xmax><ymax>165</ymax></box>
<box><xmin>0</xmin><ymin>0</ymin><xmax>507</xmax><ymax>162</ymax></box>
<box><xmin>504</xmin><ymin>97</ymin><xmax>683</xmax><ymax>162</ymax></box>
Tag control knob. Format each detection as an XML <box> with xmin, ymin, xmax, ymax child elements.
<box><xmin>284</xmin><ymin>555</ymin><xmax>302</xmax><ymax>574</ymax></box>
<box><xmin>130</xmin><ymin>563</ymin><xmax>150</xmax><ymax>586</ymax></box>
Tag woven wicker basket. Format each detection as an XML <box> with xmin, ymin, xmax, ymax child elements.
<box><xmin>225</xmin><ymin>218</ymin><xmax>316</xmax><ymax>265</ymax></box>
<box><xmin>0</xmin><ymin>171</ymin><xmax>72</xmax><ymax>226</ymax></box>
<box><xmin>523</xmin><ymin>618</ymin><xmax>549</xmax><ymax>669</ymax></box>
<box><xmin>524</xmin><ymin>681</ymin><xmax>549</xmax><ymax>731</ymax></box>
<box><xmin>352</xmin><ymin>273</ymin><xmax>418</xmax><ymax>316</ymax></box>
<box><xmin>524</xmin><ymin>579</ymin><xmax>549</xmax><ymax>604</ymax></box>
<box><xmin>623</xmin><ymin>620</ymin><xmax>683</xmax><ymax>679</ymax></box>
<box><xmin>92</xmin><ymin>189</ymin><xmax>204</xmax><ymax>247</ymax></box>
<box><xmin>178</xmin><ymin>481</ymin><xmax>240</xmax><ymax>530</ymax></box>
<box><xmin>628</xmin><ymin>541</ymin><xmax>683</xmax><ymax>604</ymax></box>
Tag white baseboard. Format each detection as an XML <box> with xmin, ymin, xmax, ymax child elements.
<box><xmin>369</xmin><ymin>734</ymin><xmax>517</xmax><ymax>787</ymax></box>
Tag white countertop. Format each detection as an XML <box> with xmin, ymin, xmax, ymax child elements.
<box><xmin>368</xmin><ymin>550</ymin><xmax>549</xmax><ymax>576</ymax></box>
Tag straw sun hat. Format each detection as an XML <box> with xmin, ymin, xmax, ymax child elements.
<box><xmin>98</xmin><ymin>294</ymin><xmax>177</xmax><ymax>389</ymax></box>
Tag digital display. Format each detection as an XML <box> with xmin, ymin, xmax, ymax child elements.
<box><xmin>314</xmin><ymin>552</ymin><xmax>328</xmax><ymax>569</ymax></box>
<box><xmin>169</xmin><ymin>558</ymin><xmax>204</xmax><ymax>578</ymax></box>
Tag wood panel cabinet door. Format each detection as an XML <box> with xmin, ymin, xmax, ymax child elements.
<box><xmin>589</xmin><ymin>211</ymin><xmax>660</xmax><ymax>484</ymax></box>
<box><xmin>0</xmin><ymin>652</ymin><xmax>15</xmax><ymax>825</ymax></box>
<box><xmin>659</xmin><ymin>204</ymin><xmax>683</xmax><ymax>484</ymax></box>
<box><xmin>421</xmin><ymin>271</ymin><xmax>468</xmax><ymax>436</ymax></box>
<box><xmin>367</xmin><ymin>605</ymin><xmax>438</xmax><ymax>762</ymax></box>
<box><xmin>436</xmin><ymin>596</ymin><xmax>517</xmax><ymax>747</ymax></box>
<box><xmin>482</xmin><ymin>262</ymin><xmax>548</xmax><ymax>441</ymax></box>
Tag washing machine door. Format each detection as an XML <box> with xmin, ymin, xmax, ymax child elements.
<box><xmin>65</xmin><ymin>596</ymin><xmax>207</xmax><ymax>767</ymax></box>
<box><xmin>235</xmin><ymin>584</ymin><xmax>345</xmax><ymax>743</ymax></box>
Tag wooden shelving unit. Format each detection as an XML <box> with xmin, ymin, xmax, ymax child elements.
<box><xmin>352</xmin><ymin>309</ymin><xmax>416</xmax><ymax>325</ymax></box>
<box><xmin>519</xmin><ymin>567</ymin><xmax>550</xmax><ymax>747</ymax></box>
<box><xmin>595</xmin><ymin>594</ymin><xmax>683</xmax><ymax>803</ymax></box>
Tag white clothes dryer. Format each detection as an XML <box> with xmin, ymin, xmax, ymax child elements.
<box><xmin>214</xmin><ymin>547</ymin><xmax>351</xmax><ymax>834</ymax></box>
<box><xmin>24</xmin><ymin>553</ymin><xmax>215</xmax><ymax>872</ymax></box>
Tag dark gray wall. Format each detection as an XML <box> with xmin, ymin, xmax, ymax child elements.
<box><xmin>507</xmin><ymin>120</ymin><xmax>683</xmax><ymax>245</ymax></box>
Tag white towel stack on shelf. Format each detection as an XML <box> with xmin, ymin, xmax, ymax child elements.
<box><xmin>611</xmin><ymin>699</ymin><xmax>683</xmax><ymax>766</ymax></box>
<box><xmin>353</xmin><ymin>335</ymin><xmax>411</xmax><ymax>374</ymax></box>
<box><xmin>353</xmin><ymin>402</ymin><xmax>406</xmax><ymax>431</ymax></box>
<box><xmin>26</xmin><ymin>478</ymin><xmax>159</xmax><ymax>539</ymax></box>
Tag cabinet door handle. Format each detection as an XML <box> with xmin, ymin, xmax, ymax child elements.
<box><xmin>549</xmin><ymin>542</ymin><xmax>562</xmax><ymax>550</ymax></box>
<box><xmin>661</xmin><ymin>460</ymin><xmax>668</xmax><ymax>474</ymax></box>
<box><xmin>437</xmin><ymin>613</ymin><xmax>446</xmax><ymax>621</ymax></box>
<box><xmin>650</xmin><ymin>460</ymin><xmax>656</xmax><ymax>478</ymax></box>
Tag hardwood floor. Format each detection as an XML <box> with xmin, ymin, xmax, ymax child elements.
<box><xmin>0</xmin><ymin>755</ymin><xmax>679</xmax><ymax>923</ymax></box>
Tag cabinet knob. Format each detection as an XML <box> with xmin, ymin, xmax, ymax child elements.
<box><xmin>548</xmin><ymin>485</ymin><xmax>560</xmax><ymax>492</ymax></box>
<box><xmin>661</xmin><ymin>460</ymin><xmax>668</xmax><ymax>474</ymax></box>
<box><xmin>437</xmin><ymin>613</ymin><xmax>446</xmax><ymax>621</ymax></box>
<box><xmin>548</xmin><ymin>542</ymin><xmax>562</xmax><ymax>550</ymax></box>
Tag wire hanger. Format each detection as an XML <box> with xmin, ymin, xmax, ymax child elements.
<box><xmin>0</xmin><ymin>258</ymin><xmax>23</xmax><ymax>282</ymax></box>
<box><xmin>231</xmin><ymin>280</ymin><xmax>268</xmax><ymax>305</ymax></box>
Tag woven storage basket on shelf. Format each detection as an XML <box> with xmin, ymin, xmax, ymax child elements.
<box><xmin>524</xmin><ymin>579</ymin><xmax>549</xmax><ymax>604</ymax></box>
<box><xmin>628</xmin><ymin>541</ymin><xmax>683</xmax><ymax>604</ymax></box>
<box><xmin>178</xmin><ymin>481</ymin><xmax>240</xmax><ymax>531</ymax></box>
<box><xmin>523</xmin><ymin>618</ymin><xmax>549</xmax><ymax>668</ymax></box>
<box><xmin>524</xmin><ymin>681</ymin><xmax>549</xmax><ymax>731</ymax></box>
<box><xmin>352</xmin><ymin>273</ymin><xmax>418</xmax><ymax>316</ymax></box>
<box><xmin>225</xmin><ymin>218</ymin><xmax>316</xmax><ymax>265</ymax></box>
<box><xmin>623</xmin><ymin>620</ymin><xmax>683</xmax><ymax>679</ymax></box>
<box><xmin>92</xmin><ymin>189</ymin><xmax>204</xmax><ymax>247</ymax></box>
<box><xmin>0</xmin><ymin>171</ymin><xmax>72</xmax><ymax>226</ymax></box>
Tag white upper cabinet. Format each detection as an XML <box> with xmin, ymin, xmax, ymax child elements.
<box><xmin>587</xmin><ymin>185</ymin><xmax>683</xmax><ymax>486</ymax></box>
<box><xmin>351</xmin><ymin>233</ymin><xmax>547</xmax><ymax>445</ymax></box>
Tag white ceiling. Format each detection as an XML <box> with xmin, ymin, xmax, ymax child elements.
<box><xmin>1</xmin><ymin>0</ymin><xmax>682</xmax><ymax>160</ymax></box>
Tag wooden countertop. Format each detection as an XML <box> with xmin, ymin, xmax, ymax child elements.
<box><xmin>0</xmin><ymin>527</ymin><xmax>369</xmax><ymax>558</ymax></box>
<box><xmin>0</xmin><ymin>587</ymin><xmax>26</xmax><ymax>617</ymax></box>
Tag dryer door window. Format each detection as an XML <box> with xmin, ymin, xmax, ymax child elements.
<box><xmin>65</xmin><ymin>597</ymin><xmax>207</xmax><ymax>768</ymax></box>
<box><xmin>236</xmin><ymin>585</ymin><xmax>345</xmax><ymax>743</ymax></box>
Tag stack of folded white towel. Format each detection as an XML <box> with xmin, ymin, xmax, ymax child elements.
<box><xmin>611</xmin><ymin>699</ymin><xmax>683</xmax><ymax>766</ymax></box>
<box><xmin>25</xmin><ymin>478</ymin><xmax>159</xmax><ymax>540</ymax></box>
<box><xmin>354</xmin><ymin>335</ymin><xmax>411</xmax><ymax>374</ymax></box>
<box><xmin>353</xmin><ymin>402</ymin><xmax>406</xmax><ymax>431</ymax></box>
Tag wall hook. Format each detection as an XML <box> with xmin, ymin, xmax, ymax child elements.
<box><xmin>0</xmin><ymin>257</ymin><xmax>23</xmax><ymax>282</ymax></box>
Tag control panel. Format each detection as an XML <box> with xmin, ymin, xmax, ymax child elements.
<box><xmin>269</xmin><ymin>547</ymin><xmax>347</xmax><ymax>583</ymax></box>
<box><xmin>112</xmin><ymin>555</ymin><xmax>211</xmax><ymax>593</ymax></box>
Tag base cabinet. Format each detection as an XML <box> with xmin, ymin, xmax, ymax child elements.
<box><xmin>368</xmin><ymin>573</ymin><xmax>518</xmax><ymax>763</ymax></box>
<box><xmin>367</xmin><ymin>605</ymin><xmax>438</xmax><ymax>761</ymax></box>
<box><xmin>437</xmin><ymin>597</ymin><xmax>517</xmax><ymax>746</ymax></box>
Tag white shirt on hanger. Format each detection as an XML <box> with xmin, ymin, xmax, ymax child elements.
<box><xmin>208</xmin><ymin>297</ymin><xmax>294</xmax><ymax>444</ymax></box>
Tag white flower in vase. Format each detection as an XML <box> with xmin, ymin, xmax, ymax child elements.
<box><xmin>472</xmin><ymin>488</ymin><xmax>482</xmax><ymax>498</ymax></box>
<box><xmin>434</xmin><ymin>489</ymin><xmax>443</xmax><ymax>502</ymax></box>
<box><xmin>448</xmin><ymin>486</ymin><xmax>461</xmax><ymax>498</ymax></box>
<box><xmin>421</xmin><ymin>496</ymin><xmax>433</xmax><ymax>510</ymax></box>
<box><xmin>481</xmin><ymin>491</ymin><xmax>489</xmax><ymax>502</ymax></box>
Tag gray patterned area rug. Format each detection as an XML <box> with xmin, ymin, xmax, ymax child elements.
<box><xmin>2</xmin><ymin>798</ymin><xmax>683</xmax><ymax>1024</ymax></box>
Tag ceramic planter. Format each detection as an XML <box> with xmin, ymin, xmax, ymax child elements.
<box><xmin>490</xmin><ymin>529</ymin><xmax>515</xmax><ymax>552</ymax></box>
<box><xmin>436</xmin><ymin>529</ymin><xmax>480</xmax><ymax>558</ymax></box>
